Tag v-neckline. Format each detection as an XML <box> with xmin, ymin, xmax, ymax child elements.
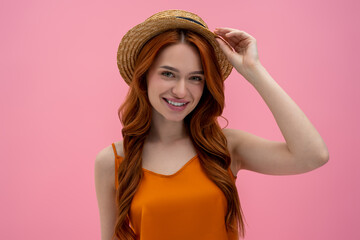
<box><xmin>142</xmin><ymin>155</ymin><xmax>198</xmax><ymax>178</ymax></box>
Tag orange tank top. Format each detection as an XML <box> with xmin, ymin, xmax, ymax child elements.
<box><xmin>112</xmin><ymin>143</ymin><xmax>239</xmax><ymax>240</ymax></box>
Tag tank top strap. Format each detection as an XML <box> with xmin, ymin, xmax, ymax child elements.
<box><xmin>112</xmin><ymin>143</ymin><xmax>123</xmax><ymax>188</ymax></box>
<box><xmin>112</xmin><ymin>142</ymin><xmax>120</xmax><ymax>158</ymax></box>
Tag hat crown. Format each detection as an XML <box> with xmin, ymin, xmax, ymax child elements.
<box><xmin>117</xmin><ymin>9</ymin><xmax>233</xmax><ymax>85</ymax></box>
<box><xmin>145</xmin><ymin>9</ymin><xmax>208</xmax><ymax>29</ymax></box>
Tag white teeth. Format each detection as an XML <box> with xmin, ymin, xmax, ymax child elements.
<box><xmin>166</xmin><ymin>99</ymin><xmax>186</xmax><ymax>106</ymax></box>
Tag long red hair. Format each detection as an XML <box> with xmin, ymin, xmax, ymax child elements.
<box><xmin>114</xmin><ymin>29</ymin><xmax>245</xmax><ymax>239</ymax></box>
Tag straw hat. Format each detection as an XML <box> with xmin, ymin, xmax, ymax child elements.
<box><xmin>117</xmin><ymin>9</ymin><xmax>233</xmax><ymax>85</ymax></box>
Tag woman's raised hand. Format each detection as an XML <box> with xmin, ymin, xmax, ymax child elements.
<box><xmin>214</xmin><ymin>27</ymin><xmax>261</xmax><ymax>76</ymax></box>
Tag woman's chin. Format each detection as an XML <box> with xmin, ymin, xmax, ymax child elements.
<box><xmin>163</xmin><ymin>116</ymin><xmax>186</xmax><ymax>123</ymax></box>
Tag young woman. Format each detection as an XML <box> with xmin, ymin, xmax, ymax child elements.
<box><xmin>95</xmin><ymin>10</ymin><xmax>329</xmax><ymax>240</ymax></box>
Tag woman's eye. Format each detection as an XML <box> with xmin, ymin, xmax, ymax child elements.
<box><xmin>161</xmin><ymin>71</ymin><xmax>175</xmax><ymax>78</ymax></box>
<box><xmin>190</xmin><ymin>76</ymin><xmax>203</xmax><ymax>81</ymax></box>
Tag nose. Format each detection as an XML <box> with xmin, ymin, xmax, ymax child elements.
<box><xmin>171</xmin><ymin>78</ymin><xmax>187</xmax><ymax>98</ymax></box>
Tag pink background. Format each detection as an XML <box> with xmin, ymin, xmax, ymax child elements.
<box><xmin>1</xmin><ymin>0</ymin><xmax>359</xmax><ymax>239</ymax></box>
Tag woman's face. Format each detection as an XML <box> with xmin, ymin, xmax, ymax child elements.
<box><xmin>146</xmin><ymin>43</ymin><xmax>205</xmax><ymax>123</ymax></box>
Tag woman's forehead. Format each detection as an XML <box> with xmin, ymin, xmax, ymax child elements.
<box><xmin>151</xmin><ymin>43</ymin><xmax>203</xmax><ymax>72</ymax></box>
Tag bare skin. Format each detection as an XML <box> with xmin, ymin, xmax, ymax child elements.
<box><xmin>95</xmin><ymin>28</ymin><xmax>329</xmax><ymax>240</ymax></box>
<box><xmin>214</xmin><ymin>27</ymin><xmax>329</xmax><ymax>175</ymax></box>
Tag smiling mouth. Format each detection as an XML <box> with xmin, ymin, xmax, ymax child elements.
<box><xmin>163</xmin><ymin>98</ymin><xmax>189</xmax><ymax>107</ymax></box>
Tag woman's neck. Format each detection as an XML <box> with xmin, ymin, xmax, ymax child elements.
<box><xmin>146</xmin><ymin>113</ymin><xmax>188</xmax><ymax>145</ymax></box>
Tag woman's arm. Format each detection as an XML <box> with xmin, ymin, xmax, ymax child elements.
<box><xmin>94</xmin><ymin>145</ymin><xmax>119</xmax><ymax>239</ymax></box>
<box><xmin>216</xmin><ymin>28</ymin><xmax>329</xmax><ymax>175</ymax></box>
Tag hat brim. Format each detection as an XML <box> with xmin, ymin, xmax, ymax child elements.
<box><xmin>117</xmin><ymin>17</ymin><xmax>233</xmax><ymax>85</ymax></box>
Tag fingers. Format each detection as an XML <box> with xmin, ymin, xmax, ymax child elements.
<box><xmin>214</xmin><ymin>28</ymin><xmax>254</xmax><ymax>50</ymax></box>
<box><xmin>214</xmin><ymin>27</ymin><xmax>251</xmax><ymax>36</ymax></box>
<box><xmin>214</xmin><ymin>28</ymin><xmax>253</xmax><ymax>41</ymax></box>
<box><xmin>214</xmin><ymin>27</ymin><xmax>238</xmax><ymax>33</ymax></box>
<box><xmin>215</xmin><ymin>37</ymin><xmax>233</xmax><ymax>56</ymax></box>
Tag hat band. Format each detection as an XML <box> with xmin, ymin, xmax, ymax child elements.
<box><xmin>175</xmin><ymin>16</ymin><xmax>206</xmax><ymax>28</ymax></box>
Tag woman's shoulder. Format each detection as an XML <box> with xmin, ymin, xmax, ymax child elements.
<box><xmin>222</xmin><ymin>128</ymin><xmax>250</xmax><ymax>148</ymax></box>
<box><xmin>113</xmin><ymin>140</ymin><xmax>124</xmax><ymax>158</ymax></box>
<box><xmin>221</xmin><ymin>128</ymin><xmax>238</xmax><ymax>153</ymax></box>
<box><xmin>94</xmin><ymin>141</ymin><xmax>124</xmax><ymax>180</ymax></box>
<box><xmin>221</xmin><ymin>128</ymin><xmax>239</xmax><ymax>176</ymax></box>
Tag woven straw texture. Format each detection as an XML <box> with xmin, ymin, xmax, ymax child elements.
<box><xmin>117</xmin><ymin>9</ymin><xmax>233</xmax><ymax>85</ymax></box>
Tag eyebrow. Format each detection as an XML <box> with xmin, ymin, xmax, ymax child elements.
<box><xmin>159</xmin><ymin>65</ymin><xmax>204</xmax><ymax>75</ymax></box>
